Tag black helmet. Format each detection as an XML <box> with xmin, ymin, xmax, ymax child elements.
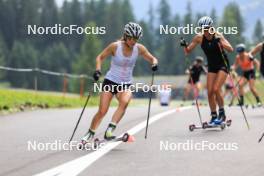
<box><xmin>236</xmin><ymin>43</ymin><xmax>246</xmax><ymax>53</ymax></box>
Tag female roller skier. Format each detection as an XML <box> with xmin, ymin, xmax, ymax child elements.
<box><xmin>180</xmin><ymin>16</ymin><xmax>233</xmax><ymax>125</ymax></box>
<box><xmin>81</xmin><ymin>22</ymin><xmax>158</xmax><ymax>144</ymax></box>
<box><xmin>183</xmin><ymin>56</ymin><xmax>207</xmax><ymax>102</ymax></box>
<box><xmin>232</xmin><ymin>43</ymin><xmax>262</xmax><ymax>106</ymax></box>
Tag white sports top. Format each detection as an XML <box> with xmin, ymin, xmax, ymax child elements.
<box><xmin>105</xmin><ymin>41</ymin><xmax>139</xmax><ymax>84</ymax></box>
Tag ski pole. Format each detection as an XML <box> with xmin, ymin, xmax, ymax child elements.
<box><xmin>258</xmin><ymin>132</ymin><xmax>264</xmax><ymax>143</ymax></box>
<box><xmin>189</xmin><ymin>76</ymin><xmax>203</xmax><ymax>126</ymax></box>
<box><xmin>145</xmin><ymin>71</ymin><xmax>155</xmax><ymax>139</ymax></box>
<box><xmin>227</xmin><ymin>76</ymin><xmax>242</xmax><ymax>106</ymax></box>
<box><xmin>217</xmin><ymin>42</ymin><xmax>250</xmax><ymax>130</ymax></box>
<box><xmin>69</xmin><ymin>81</ymin><xmax>94</xmax><ymax>143</ymax></box>
<box><xmin>181</xmin><ymin>37</ymin><xmax>204</xmax><ymax>126</ymax></box>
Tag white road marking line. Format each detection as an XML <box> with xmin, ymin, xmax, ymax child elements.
<box><xmin>35</xmin><ymin>106</ymin><xmax>191</xmax><ymax>176</ymax></box>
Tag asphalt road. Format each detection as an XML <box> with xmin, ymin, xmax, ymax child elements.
<box><xmin>0</xmin><ymin>101</ymin><xmax>264</xmax><ymax>176</ymax></box>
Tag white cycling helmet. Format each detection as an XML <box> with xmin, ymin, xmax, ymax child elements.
<box><xmin>124</xmin><ymin>22</ymin><xmax>143</xmax><ymax>39</ymax></box>
<box><xmin>198</xmin><ymin>16</ymin><xmax>213</xmax><ymax>28</ymax></box>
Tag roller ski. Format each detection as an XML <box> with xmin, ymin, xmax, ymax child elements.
<box><xmin>189</xmin><ymin>124</ymin><xmax>203</xmax><ymax>131</ymax></box>
<box><xmin>244</xmin><ymin>104</ymin><xmax>258</xmax><ymax>109</ymax></box>
<box><xmin>236</xmin><ymin>103</ymin><xmax>251</xmax><ymax>109</ymax></box>
<box><xmin>98</xmin><ymin>123</ymin><xmax>135</xmax><ymax>144</ymax></box>
<box><xmin>78</xmin><ymin>129</ymin><xmax>97</xmax><ymax>150</ymax></box>
<box><xmin>204</xmin><ymin>110</ymin><xmax>232</xmax><ymax>130</ymax></box>
<box><xmin>79</xmin><ymin>133</ymin><xmax>134</xmax><ymax>150</ymax></box>
<box><xmin>245</xmin><ymin>102</ymin><xmax>263</xmax><ymax>109</ymax></box>
<box><xmin>93</xmin><ymin>132</ymin><xmax>135</xmax><ymax>149</ymax></box>
<box><xmin>202</xmin><ymin>119</ymin><xmax>232</xmax><ymax>130</ymax></box>
<box><xmin>79</xmin><ymin>126</ymin><xmax>135</xmax><ymax>150</ymax></box>
<box><xmin>189</xmin><ymin>119</ymin><xmax>232</xmax><ymax>131</ymax></box>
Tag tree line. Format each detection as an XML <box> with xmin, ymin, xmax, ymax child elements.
<box><xmin>0</xmin><ymin>0</ymin><xmax>262</xmax><ymax>92</ymax></box>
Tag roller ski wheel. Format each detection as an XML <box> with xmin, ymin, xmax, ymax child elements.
<box><xmin>226</xmin><ymin>119</ymin><xmax>232</xmax><ymax>127</ymax></box>
<box><xmin>189</xmin><ymin>124</ymin><xmax>196</xmax><ymax>132</ymax></box>
<box><xmin>94</xmin><ymin>133</ymin><xmax>135</xmax><ymax>148</ymax></box>
<box><xmin>118</xmin><ymin>133</ymin><xmax>135</xmax><ymax>142</ymax></box>
<box><xmin>122</xmin><ymin>133</ymin><xmax>130</xmax><ymax>142</ymax></box>
<box><xmin>78</xmin><ymin>142</ymin><xmax>84</xmax><ymax>150</ymax></box>
<box><xmin>78</xmin><ymin>140</ymin><xmax>90</xmax><ymax>150</ymax></box>
<box><xmin>93</xmin><ymin>138</ymin><xmax>100</xmax><ymax>149</ymax></box>
<box><xmin>220</xmin><ymin>123</ymin><xmax>226</xmax><ymax>130</ymax></box>
<box><xmin>202</xmin><ymin>122</ymin><xmax>208</xmax><ymax>129</ymax></box>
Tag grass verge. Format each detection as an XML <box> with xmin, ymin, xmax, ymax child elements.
<box><xmin>0</xmin><ymin>89</ymin><xmax>100</xmax><ymax>114</ymax></box>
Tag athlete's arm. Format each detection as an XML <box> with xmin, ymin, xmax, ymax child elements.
<box><xmin>217</xmin><ymin>33</ymin><xmax>233</xmax><ymax>52</ymax></box>
<box><xmin>185</xmin><ymin>65</ymin><xmax>192</xmax><ymax>74</ymax></box>
<box><xmin>250</xmin><ymin>43</ymin><xmax>263</xmax><ymax>56</ymax></box>
<box><xmin>202</xmin><ymin>65</ymin><xmax>208</xmax><ymax>74</ymax></box>
<box><xmin>95</xmin><ymin>42</ymin><xmax>116</xmax><ymax>70</ymax></box>
<box><xmin>184</xmin><ymin>34</ymin><xmax>202</xmax><ymax>55</ymax></box>
<box><xmin>254</xmin><ymin>59</ymin><xmax>260</xmax><ymax>71</ymax></box>
<box><xmin>231</xmin><ymin>55</ymin><xmax>239</xmax><ymax>70</ymax></box>
<box><xmin>138</xmin><ymin>44</ymin><xmax>158</xmax><ymax>65</ymax></box>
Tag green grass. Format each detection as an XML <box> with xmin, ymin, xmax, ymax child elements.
<box><xmin>1</xmin><ymin>79</ymin><xmax>262</xmax><ymax>114</ymax></box>
<box><xmin>0</xmin><ymin>89</ymin><xmax>101</xmax><ymax>113</ymax></box>
<box><xmin>243</xmin><ymin>80</ymin><xmax>264</xmax><ymax>105</ymax></box>
<box><xmin>0</xmin><ymin>88</ymin><xmax>150</xmax><ymax>114</ymax></box>
<box><xmin>228</xmin><ymin>79</ymin><xmax>264</xmax><ymax>105</ymax></box>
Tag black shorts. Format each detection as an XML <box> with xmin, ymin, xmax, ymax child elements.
<box><xmin>208</xmin><ymin>65</ymin><xmax>228</xmax><ymax>74</ymax></box>
<box><xmin>102</xmin><ymin>79</ymin><xmax>131</xmax><ymax>95</ymax></box>
<box><xmin>243</xmin><ymin>70</ymin><xmax>255</xmax><ymax>80</ymax></box>
<box><xmin>160</xmin><ymin>103</ymin><xmax>169</xmax><ymax>106</ymax></box>
<box><xmin>225</xmin><ymin>84</ymin><xmax>233</xmax><ymax>90</ymax></box>
<box><xmin>188</xmin><ymin>78</ymin><xmax>199</xmax><ymax>84</ymax></box>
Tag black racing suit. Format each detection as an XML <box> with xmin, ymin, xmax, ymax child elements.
<box><xmin>188</xmin><ymin>64</ymin><xmax>207</xmax><ymax>84</ymax></box>
<box><xmin>201</xmin><ymin>34</ymin><xmax>229</xmax><ymax>73</ymax></box>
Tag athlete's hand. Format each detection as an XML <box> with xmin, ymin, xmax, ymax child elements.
<box><xmin>180</xmin><ymin>37</ymin><xmax>188</xmax><ymax>47</ymax></box>
<box><xmin>93</xmin><ymin>70</ymin><xmax>101</xmax><ymax>81</ymax></box>
<box><xmin>215</xmin><ymin>36</ymin><xmax>221</xmax><ymax>43</ymax></box>
<box><xmin>249</xmin><ymin>53</ymin><xmax>255</xmax><ymax>61</ymax></box>
<box><xmin>151</xmin><ymin>64</ymin><xmax>158</xmax><ymax>72</ymax></box>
